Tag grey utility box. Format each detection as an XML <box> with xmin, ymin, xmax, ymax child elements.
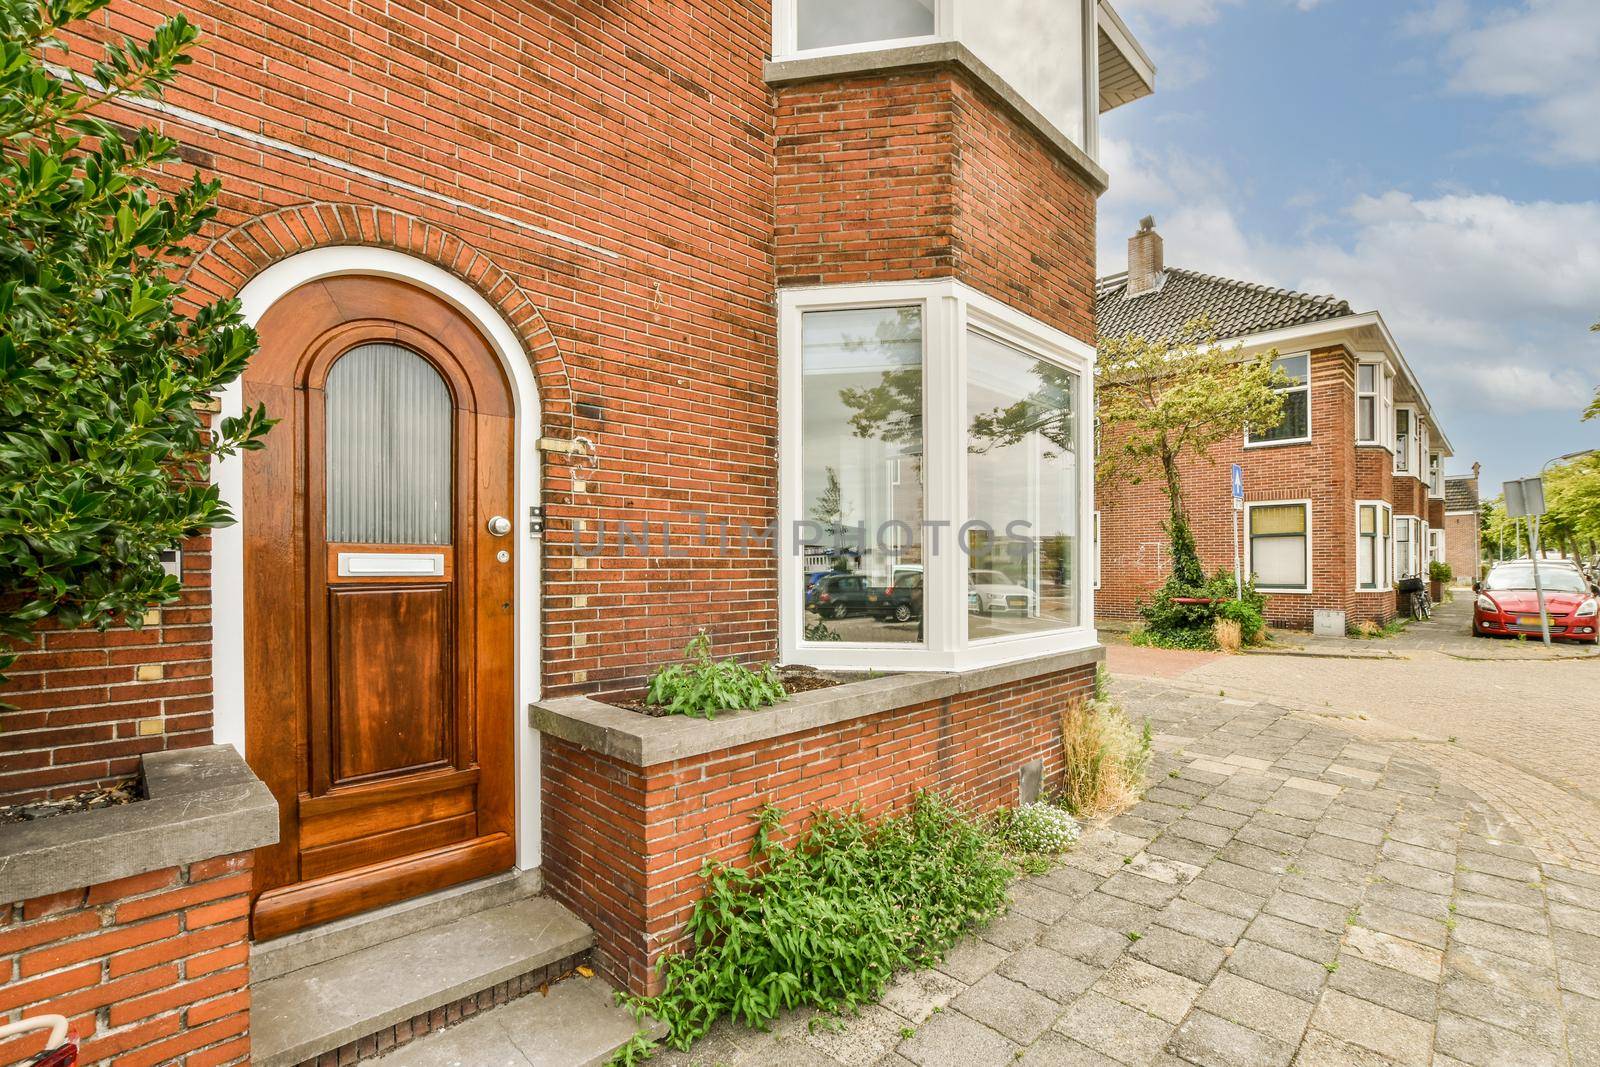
<box><xmin>1313</xmin><ymin>609</ymin><xmax>1347</xmax><ymax>638</ymax></box>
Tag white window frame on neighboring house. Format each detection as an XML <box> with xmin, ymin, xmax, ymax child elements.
<box><xmin>1356</xmin><ymin>360</ymin><xmax>1382</xmax><ymax>445</ymax></box>
<box><xmin>1244</xmin><ymin>499</ymin><xmax>1312</xmax><ymax>594</ymax></box>
<box><xmin>1394</xmin><ymin>405</ymin><xmax>1416</xmax><ymax>474</ymax></box>
<box><xmin>778</xmin><ymin>278</ymin><xmax>1097</xmax><ymax>674</ymax></box>
<box><xmin>1394</xmin><ymin>514</ymin><xmax>1422</xmax><ymax>583</ymax></box>
<box><xmin>1244</xmin><ymin>352</ymin><xmax>1312</xmax><ymax>449</ymax></box>
<box><xmin>1356</xmin><ymin>501</ymin><xmax>1393</xmax><ymax>592</ymax></box>
<box><xmin>1429</xmin><ymin>527</ymin><xmax>1445</xmax><ymax>565</ymax></box>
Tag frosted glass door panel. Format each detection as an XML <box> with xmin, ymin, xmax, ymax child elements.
<box><xmin>325</xmin><ymin>343</ymin><xmax>453</xmax><ymax>546</ymax></box>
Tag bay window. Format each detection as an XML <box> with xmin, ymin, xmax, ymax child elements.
<box><xmin>770</xmin><ymin>0</ymin><xmax>1099</xmax><ymax>155</ymax></box>
<box><xmin>1357</xmin><ymin>503</ymin><xmax>1390</xmax><ymax>591</ymax></box>
<box><xmin>1245</xmin><ymin>501</ymin><xmax>1310</xmax><ymax>592</ymax></box>
<box><xmin>781</xmin><ymin>280</ymin><xmax>1095</xmax><ymax>671</ymax></box>
<box><xmin>793</xmin><ymin>0</ymin><xmax>938</xmax><ymax>53</ymax></box>
<box><xmin>1246</xmin><ymin>354</ymin><xmax>1310</xmax><ymax>446</ymax></box>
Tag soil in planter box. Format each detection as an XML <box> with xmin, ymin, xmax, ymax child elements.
<box><xmin>608</xmin><ymin>664</ymin><xmax>845</xmax><ymax>716</ymax></box>
<box><xmin>1</xmin><ymin>776</ymin><xmax>143</xmax><ymax>824</ymax></box>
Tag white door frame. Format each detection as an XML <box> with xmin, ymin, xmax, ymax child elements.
<box><xmin>214</xmin><ymin>246</ymin><xmax>545</xmax><ymax>869</ymax></box>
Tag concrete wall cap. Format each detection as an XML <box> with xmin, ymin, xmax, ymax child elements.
<box><xmin>764</xmin><ymin>42</ymin><xmax>1110</xmax><ymax>194</ymax></box>
<box><xmin>531</xmin><ymin>645</ymin><xmax>1105</xmax><ymax>767</ymax></box>
<box><xmin>0</xmin><ymin>745</ymin><xmax>279</xmax><ymax>906</ymax></box>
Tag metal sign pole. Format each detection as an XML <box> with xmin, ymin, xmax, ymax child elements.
<box><xmin>1231</xmin><ymin>464</ymin><xmax>1244</xmax><ymax>599</ymax></box>
<box><xmin>1530</xmin><ymin>515</ymin><xmax>1552</xmax><ymax>647</ymax></box>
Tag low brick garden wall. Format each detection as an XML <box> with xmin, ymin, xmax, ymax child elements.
<box><xmin>534</xmin><ymin>648</ymin><xmax>1102</xmax><ymax>995</ymax></box>
<box><xmin>0</xmin><ymin>747</ymin><xmax>276</xmax><ymax>1065</ymax></box>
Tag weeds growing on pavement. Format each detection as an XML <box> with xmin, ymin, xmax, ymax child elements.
<box><xmin>1056</xmin><ymin>697</ymin><xmax>1152</xmax><ymax>818</ymax></box>
<box><xmin>617</xmin><ymin>794</ymin><xmax>1013</xmax><ymax>1057</ymax></box>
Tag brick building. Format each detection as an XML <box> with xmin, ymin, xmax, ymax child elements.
<box><xmin>1445</xmin><ymin>468</ymin><xmax>1485</xmax><ymax>583</ymax></box>
<box><xmin>1094</xmin><ymin>221</ymin><xmax>1451</xmax><ymax>630</ymax></box>
<box><xmin>1</xmin><ymin>2</ymin><xmax>1155</xmax><ymax>1062</ymax></box>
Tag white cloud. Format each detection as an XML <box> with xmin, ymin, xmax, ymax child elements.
<box><xmin>1424</xmin><ymin>0</ymin><xmax>1600</xmax><ymax>163</ymax></box>
<box><xmin>1114</xmin><ymin>0</ymin><xmax>1325</xmax><ymax>28</ymax></box>
<box><xmin>1452</xmin><ymin>359</ymin><xmax>1593</xmax><ymax>411</ymax></box>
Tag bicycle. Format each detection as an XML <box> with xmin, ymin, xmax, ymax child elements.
<box><xmin>1398</xmin><ymin>574</ymin><xmax>1431</xmax><ymax>622</ymax></box>
<box><xmin>0</xmin><ymin>1015</ymin><xmax>76</xmax><ymax>1065</ymax></box>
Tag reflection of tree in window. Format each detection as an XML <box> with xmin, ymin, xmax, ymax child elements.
<box><xmin>967</xmin><ymin>360</ymin><xmax>1076</xmax><ymax>458</ymax></box>
<box><xmin>836</xmin><ymin>307</ymin><xmax>925</xmax><ymax>455</ymax></box>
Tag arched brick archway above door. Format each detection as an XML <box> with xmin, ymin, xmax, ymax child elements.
<box><xmin>180</xmin><ymin>202</ymin><xmax>576</xmax><ymax>435</ymax></box>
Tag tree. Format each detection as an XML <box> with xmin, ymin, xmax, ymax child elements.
<box><xmin>1587</xmin><ymin>318</ymin><xmax>1599</xmax><ymax>422</ymax></box>
<box><xmin>1096</xmin><ymin>316</ymin><xmax>1288</xmax><ymax>585</ymax></box>
<box><xmin>1</xmin><ymin>0</ymin><xmax>271</xmax><ymax>685</ymax></box>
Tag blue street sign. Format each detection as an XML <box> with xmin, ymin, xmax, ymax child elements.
<box><xmin>1231</xmin><ymin>463</ymin><xmax>1244</xmax><ymax>500</ymax></box>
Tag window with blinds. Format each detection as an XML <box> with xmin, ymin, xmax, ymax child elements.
<box><xmin>324</xmin><ymin>343</ymin><xmax>454</xmax><ymax>546</ymax></box>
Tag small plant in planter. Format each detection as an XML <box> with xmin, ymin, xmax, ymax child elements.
<box><xmin>644</xmin><ymin>631</ymin><xmax>787</xmax><ymax>719</ymax></box>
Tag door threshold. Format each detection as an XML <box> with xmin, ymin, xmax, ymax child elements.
<box><xmin>252</xmin><ymin>864</ymin><xmax>541</xmax><ymax>982</ymax></box>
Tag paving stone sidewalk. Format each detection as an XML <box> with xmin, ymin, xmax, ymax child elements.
<box><xmin>651</xmin><ymin>679</ymin><xmax>1600</xmax><ymax>1067</ymax></box>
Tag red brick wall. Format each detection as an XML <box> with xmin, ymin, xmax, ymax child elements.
<box><xmin>1097</xmin><ymin>345</ymin><xmax>1368</xmax><ymax>628</ymax></box>
<box><xmin>775</xmin><ymin>66</ymin><xmax>1098</xmax><ymax>344</ymax></box>
<box><xmin>1446</xmin><ymin>511</ymin><xmax>1482</xmax><ymax>581</ymax></box>
<box><xmin>540</xmin><ymin>663</ymin><xmax>1096</xmax><ymax>995</ymax></box>
<box><xmin>0</xmin><ymin>854</ymin><xmax>253</xmax><ymax>1066</ymax></box>
<box><xmin>1</xmin><ymin>538</ymin><xmax>215</xmax><ymax>803</ymax></box>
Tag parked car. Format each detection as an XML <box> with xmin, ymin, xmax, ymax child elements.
<box><xmin>1506</xmin><ymin>557</ymin><xmax>1593</xmax><ymax>588</ymax></box>
<box><xmin>1473</xmin><ymin>563</ymin><xmax>1598</xmax><ymax>643</ymax></box>
<box><xmin>806</xmin><ymin>573</ymin><xmax>877</xmax><ymax>619</ymax></box>
<box><xmin>872</xmin><ymin>571</ymin><xmax>923</xmax><ymax>622</ymax></box>
<box><xmin>969</xmin><ymin>570</ymin><xmax>1037</xmax><ymax>615</ymax></box>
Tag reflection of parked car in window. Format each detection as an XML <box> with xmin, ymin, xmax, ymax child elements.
<box><xmin>872</xmin><ymin>571</ymin><xmax>923</xmax><ymax>622</ymax></box>
<box><xmin>806</xmin><ymin>573</ymin><xmax>876</xmax><ymax>619</ymax></box>
<box><xmin>969</xmin><ymin>570</ymin><xmax>1037</xmax><ymax>615</ymax></box>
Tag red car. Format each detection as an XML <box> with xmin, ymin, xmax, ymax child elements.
<box><xmin>1474</xmin><ymin>562</ymin><xmax>1599</xmax><ymax>643</ymax></box>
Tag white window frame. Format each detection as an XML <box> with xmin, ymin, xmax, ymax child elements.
<box><xmin>1429</xmin><ymin>528</ymin><xmax>1445</xmax><ymax>565</ymax></box>
<box><xmin>1355</xmin><ymin>501</ymin><xmax>1392</xmax><ymax>592</ymax></box>
<box><xmin>1394</xmin><ymin>405</ymin><xmax>1417</xmax><ymax>475</ymax></box>
<box><xmin>1394</xmin><ymin>514</ymin><xmax>1422</xmax><ymax>582</ymax></box>
<box><xmin>1355</xmin><ymin>360</ymin><xmax>1382</xmax><ymax>445</ymax></box>
<box><xmin>1244</xmin><ymin>352</ymin><xmax>1312</xmax><ymax>449</ymax></box>
<box><xmin>1380</xmin><ymin>366</ymin><xmax>1395</xmax><ymax>453</ymax></box>
<box><xmin>1428</xmin><ymin>451</ymin><xmax>1445</xmax><ymax>498</ymax></box>
<box><xmin>772</xmin><ymin>0</ymin><xmax>952</xmax><ymax>60</ymax></box>
<box><xmin>1093</xmin><ymin>510</ymin><xmax>1102</xmax><ymax>591</ymax></box>
<box><xmin>778</xmin><ymin>279</ymin><xmax>1097</xmax><ymax>673</ymax></box>
<box><xmin>1243</xmin><ymin>499</ymin><xmax>1312</xmax><ymax>594</ymax></box>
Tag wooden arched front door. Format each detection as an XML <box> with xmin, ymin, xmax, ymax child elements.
<box><xmin>243</xmin><ymin>276</ymin><xmax>516</xmax><ymax>940</ymax></box>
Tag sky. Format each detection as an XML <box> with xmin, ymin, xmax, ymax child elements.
<box><xmin>1098</xmin><ymin>0</ymin><xmax>1600</xmax><ymax>492</ymax></box>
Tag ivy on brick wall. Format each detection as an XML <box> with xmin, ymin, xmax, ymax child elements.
<box><xmin>0</xmin><ymin>0</ymin><xmax>270</xmax><ymax>684</ymax></box>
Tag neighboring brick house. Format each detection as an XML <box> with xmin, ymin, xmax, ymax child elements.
<box><xmin>1</xmin><ymin>2</ymin><xmax>1156</xmax><ymax>1062</ymax></box>
<box><xmin>1094</xmin><ymin>221</ymin><xmax>1452</xmax><ymax>630</ymax></box>
<box><xmin>1445</xmin><ymin>468</ymin><xmax>1485</xmax><ymax>582</ymax></box>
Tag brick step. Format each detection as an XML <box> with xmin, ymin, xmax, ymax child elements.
<box><xmin>250</xmin><ymin>893</ymin><xmax>605</xmax><ymax>1067</ymax></box>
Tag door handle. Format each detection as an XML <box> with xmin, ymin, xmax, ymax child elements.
<box><xmin>487</xmin><ymin>515</ymin><xmax>512</xmax><ymax>537</ymax></box>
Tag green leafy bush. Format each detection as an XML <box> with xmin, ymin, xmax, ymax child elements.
<box><xmin>644</xmin><ymin>631</ymin><xmax>787</xmax><ymax>718</ymax></box>
<box><xmin>1</xmin><ymin>0</ymin><xmax>270</xmax><ymax>685</ymax></box>
<box><xmin>999</xmin><ymin>802</ymin><xmax>1080</xmax><ymax>854</ymax></box>
<box><xmin>803</xmin><ymin>618</ymin><xmax>843</xmax><ymax>642</ymax></box>
<box><xmin>1216</xmin><ymin>598</ymin><xmax>1265</xmax><ymax>645</ymax></box>
<box><xmin>623</xmin><ymin>794</ymin><xmax>1013</xmax><ymax>1052</ymax></box>
<box><xmin>1135</xmin><ymin>568</ymin><xmax>1265</xmax><ymax>650</ymax></box>
<box><xmin>1429</xmin><ymin>560</ymin><xmax>1453</xmax><ymax>583</ymax></box>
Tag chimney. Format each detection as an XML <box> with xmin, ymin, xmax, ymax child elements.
<box><xmin>1126</xmin><ymin>215</ymin><xmax>1165</xmax><ymax>296</ymax></box>
<box><xmin>1471</xmin><ymin>462</ymin><xmax>1482</xmax><ymax>484</ymax></box>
